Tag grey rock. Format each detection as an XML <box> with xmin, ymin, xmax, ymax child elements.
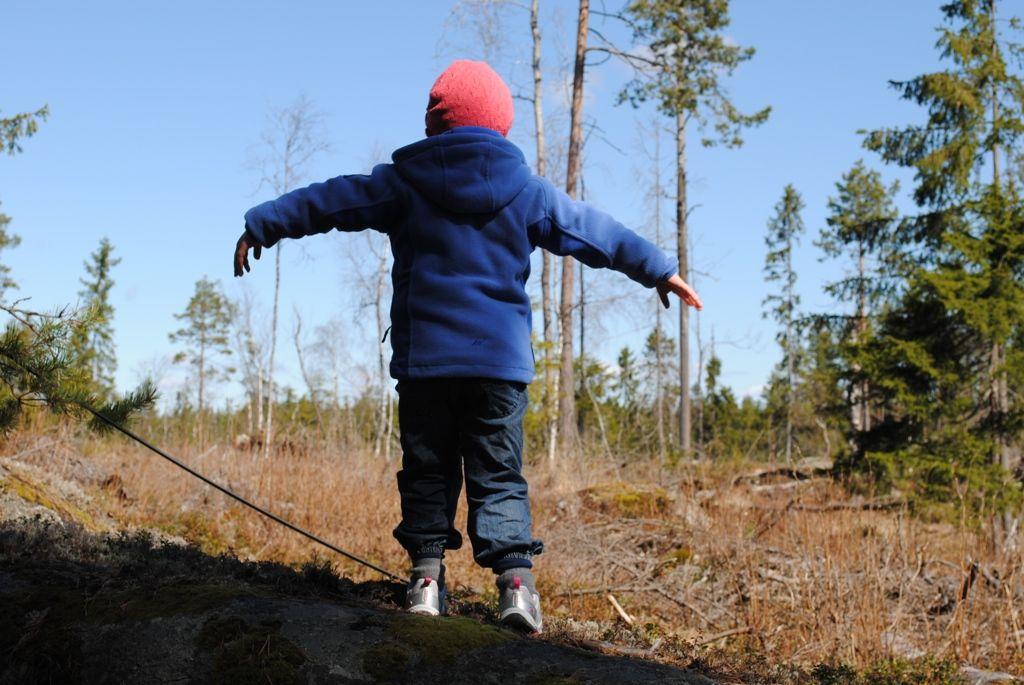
<box><xmin>0</xmin><ymin>517</ymin><xmax>715</xmax><ymax>685</ymax></box>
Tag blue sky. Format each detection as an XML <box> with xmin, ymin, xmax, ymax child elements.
<box><xmin>1</xmin><ymin>1</ymin><xmax>947</xmax><ymax>405</ymax></box>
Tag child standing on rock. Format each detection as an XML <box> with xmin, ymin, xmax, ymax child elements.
<box><xmin>233</xmin><ymin>60</ymin><xmax>702</xmax><ymax>633</ymax></box>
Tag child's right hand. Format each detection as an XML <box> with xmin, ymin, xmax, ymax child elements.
<box><xmin>657</xmin><ymin>274</ymin><xmax>703</xmax><ymax>310</ymax></box>
<box><xmin>233</xmin><ymin>230</ymin><xmax>262</xmax><ymax>277</ymax></box>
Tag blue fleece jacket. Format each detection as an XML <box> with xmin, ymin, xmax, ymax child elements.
<box><xmin>244</xmin><ymin>127</ymin><xmax>677</xmax><ymax>384</ymax></box>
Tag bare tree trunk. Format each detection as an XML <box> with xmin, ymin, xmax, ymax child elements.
<box><xmin>548</xmin><ymin>367</ymin><xmax>560</xmax><ymax>463</ymax></box>
<box><xmin>530</xmin><ymin>0</ymin><xmax>558</xmax><ymax>462</ymax></box>
<box><xmin>373</xmin><ymin>240</ymin><xmax>390</xmax><ymax>458</ymax></box>
<box><xmin>577</xmin><ymin>175</ymin><xmax>588</xmax><ymax>438</ymax></box>
<box><xmin>293</xmin><ymin>309</ymin><xmax>325</xmax><ymax>434</ymax></box>
<box><xmin>264</xmin><ymin>247</ymin><xmax>281</xmax><ymax>457</ymax></box>
<box><xmin>316</xmin><ymin>320</ymin><xmax>343</xmax><ymax>440</ymax></box>
<box><xmin>330</xmin><ymin>356</ymin><xmax>340</xmax><ymax>412</ymax></box>
<box><xmin>256</xmin><ymin>365</ymin><xmax>264</xmax><ymax>434</ymax></box>
<box><xmin>992</xmin><ymin>339</ymin><xmax>1018</xmax><ymax>548</ymax></box>
<box><xmin>676</xmin><ymin>111</ymin><xmax>691</xmax><ymax>456</ymax></box>
<box><xmin>253</xmin><ymin>96</ymin><xmax>329</xmax><ymax>457</ymax></box>
<box><xmin>559</xmin><ymin>0</ymin><xmax>589</xmax><ymax>453</ymax></box>
<box><xmin>859</xmin><ymin>252</ymin><xmax>870</xmax><ymax>432</ymax></box>
<box><xmin>988</xmin><ymin>37</ymin><xmax>1019</xmax><ymax>547</ymax></box>
<box><xmin>384</xmin><ymin>382</ymin><xmax>395</xmax><ymax>461</ymax></box>
<box><xmin>562</xmin><ymin>173</ymin><xmax>619</xmax><ymax>457</ymax></box>
<box><xmin>655</xmin><ymin>313</ymin><xmax>665</xmax><ymax>460</ymax></box>
<box><xmin>785</xmin><ymin>230</ymin><xmax>794</xmax><ymax>465</ymax></box>
<box><xmin>785</xmin><ymin>333</ymin><xmax>794</xmax><ymax>464</ymax></box>
<box><xmin>245</xmin><ymin>389</ymin><xmax>253</xmax><ymax>434</ymax></box>
<box><xmin>852</xmin><ymin>245</ymin><xmax>870</xmax><ymax>433</ymax></box>
<box><xmin>578</xmin><ymin>257</ymin><xmax>585</xmax><ymax>437</ymax></box>
<box><xmin>653</xmin><ymin>126</ymin><xmax>666</xmax><ymax>464</ymax></box>
<box><xmin>235</xmin><ymin>293</ymin><xmax>265</xmax><ymax>437</ymax></box>
<box><xmin>695</xmin><ymin>296</ymin><xmax>705</xmax><ymax>460</ymax></box>
<box><xmin>197</xmin><ymin>335</ymin><xmax>206</xmax><ymax>446</ymax></box>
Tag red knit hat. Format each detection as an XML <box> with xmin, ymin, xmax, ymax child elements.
<box><xmin>425</xmin><ymin>60</ymin><xmax>514</xmax><ymax>137</ymax></box>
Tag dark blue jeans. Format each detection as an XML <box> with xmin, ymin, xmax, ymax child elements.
<box><xmin>392</xmin><ymin>378</ymin><xmax>543</xmax><ymax>571</ymax></box>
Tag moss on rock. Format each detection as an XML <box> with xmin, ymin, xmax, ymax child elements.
<box><xmin>197</xmin><ymin>614</ymin><xmax>306</xmax><ymax>684</ymax></box>
<box><xmin>90</xmin><ymin>582</ymin><xmax>261</xmax><ymax>623</ymax></box>
<box><xmin>362</xmin><ymin>642</ymin><xmax>417</xmax><ymax>683</ymax></box>
<box><xmin>0</xmin><ymin>577</ymin><xmax>269</xmax><ymax>683</ymax></box>
<box><xmin>387</xmin><ymin>613</ymin><xmax>515</xmax><ymax>664</ymax></box>
<box><xmin>359</xmin><ymin>611</ymin><xmax>517</xmax><ymax>680</ymax></box>
<box><xmin>1</xmin><ymin>472</ymin><xmax>101</xmax><ymax>531</ymax></box>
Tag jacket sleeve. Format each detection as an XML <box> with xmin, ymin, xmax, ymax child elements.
<box><xmin>243</xmin><ymin>164</ymin><xmax>403</xmax><ymax>248</ymax></box>
<box><xmin>531</xmin><ymin>179</ymin><xmax>677</xmax><ymax>288</ymax></box>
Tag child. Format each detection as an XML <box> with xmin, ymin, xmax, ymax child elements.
<box><xmin>233</xmin><ymin>60</ymin><xmax>702</xmax><ymax>633</ymax></box>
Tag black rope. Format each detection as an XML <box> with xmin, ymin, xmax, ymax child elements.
<box><xmin>4</xmin><ymin>352</ymin><xmax>408</xmax><ymax>584</ymax></box>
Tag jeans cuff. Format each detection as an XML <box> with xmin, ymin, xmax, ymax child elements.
<box><xmin>492</xmin><ymin>552</ymin><xmax>533</xmax><ymax>572</ymax></box>
<box><xmin>410</xmin><ymin>541</ymin><xmax>446</xmax><ymax>559</ymax></box>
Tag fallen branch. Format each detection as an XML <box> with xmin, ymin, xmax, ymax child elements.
<box><xmin>750</xmin><ymin>479</ymin><xmax>827</xmax><ymax>494</ymax></box>
<box><xmin>792</xmin><ymin>498</ymin><xmax>905</xmax><ymax>512</ymax></box>
<box><xmin>607</xmin><ymin>593</ymin><xmax>634</xmax><ymax>625</ymax></box>
<box><xmin>731</xmin><ymin>458</ymin><xmax>833</xmax><ymax>487</ymax></box>
<box><xmin>752</xmin><ymin>498</ymin><xmax>905</xmax><ymax>513</ymax></box>
<box><xmin>732</xmin><ymin>467</ymin><xmax>811</xmax><ymax>487</ymax></box>
<box><xmin>580</xmin><ymin>640</ymin><xmax>652</xmax><ymax>658</ymax></box>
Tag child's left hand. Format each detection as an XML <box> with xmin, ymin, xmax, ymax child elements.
<box><xmin>657</xmin><ymin>274</ymin><xmax>703</xmax><ymax>310</ymax></box>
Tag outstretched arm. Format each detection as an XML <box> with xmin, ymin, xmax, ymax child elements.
<box><xmin>532</xmin><ymin>179</ymin><xmax>703</xmax><ymax>309</ymax></box>
<box><xmin>234</xmin><ymin>164</ymin><xmax>402</xmax><ymax>277</ymax></box>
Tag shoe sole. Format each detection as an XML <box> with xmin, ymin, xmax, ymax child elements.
<box><xmin>499</xmin><ymin>608</ymin><xmax>542</xmax><ymax>634</ymax></box>
<box><xmin>406</xmin><ymin>604</ymin><xmax>441</xmax><ymax>616</ymax></box>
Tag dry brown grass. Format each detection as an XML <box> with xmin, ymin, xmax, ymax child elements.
<box><xmin>3</xmin><ymin>423</ymin><xmax>1022</xmax><ymax>679</ymax></box>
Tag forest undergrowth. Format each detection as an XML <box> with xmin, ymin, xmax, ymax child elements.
<box><xmin>3</xmin><ymin>420</ymin><xmax>1021</xmax><ymax>682</ymax></box>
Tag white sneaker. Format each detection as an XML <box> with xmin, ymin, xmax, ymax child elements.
<box><xmin>498</xmin><ymin>575</ymin><xmax>542</xmax><ymax>633</ymax></box>
<box><xmin>405</xmin><ymin>575</ymin><xmax>446</xmax><ymax>616</ymax></box>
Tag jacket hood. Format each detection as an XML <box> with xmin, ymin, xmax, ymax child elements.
<box><xmin>392</xmin><ymin>127</ymin><xmax>532</xmax><ymax>214</ymax></box>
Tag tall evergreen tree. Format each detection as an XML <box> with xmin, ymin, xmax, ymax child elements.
<box><xmin>0</xmin><ymin>208</ymin><xmax>20</xmax><ymax>301</ymax></box>
<box><xmin>169</xmin><ymin>277</ymin><xmax>235</xmax><ymax>420</ymax></box>
<box><xmin>864</xmin><ymin>0</ymin><xmax>1024</xmax><ymax>532</ymax></box>
<box><xmin>72</xmin><ymin>238</ymin><xmax>120</xmax><ymax>396</ymax></box>
<box><xmin>701</xmin><ymin>352</ymin><xmax>737</xmax><ymax>459</ymax></box>
<box><xmin>643</xmin><ymin>324</ymin><xmax>676</xmax><ymax>460</ymax></box>
<box><xmin>818</xmin><ymin>161</ymin><xmax>900</xmax><ymax>437</ymax></box>
<box><xmin>617</xmin><ymin>0</ymin><xmax>770</xmax><ymax>455</ymax></box>
<box><xmin>0</xmin><ymin>105</ymin><xmax>46</xmax><ymax>303</ymax></box>
<box><xmin>763</xmin><ymin>185</ymin><xmax>805</xmax><ymax>463</ymax></box>
<box><xmin>616</xmin><ymin>346</ymin><xmax>640</xmax><ymax>410</ymax></box>
<box><xmin>795</xmin><ymin>324</ymin><xmax>847</xmax><ymax>460</ymax></box>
